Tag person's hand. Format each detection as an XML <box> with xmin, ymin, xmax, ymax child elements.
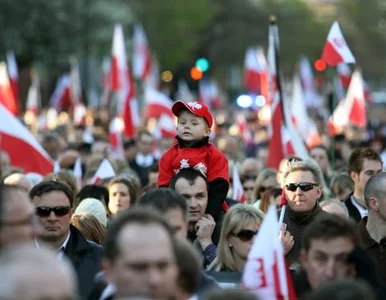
<box><xmin>195</xmin><ymin>214</ymin><xmax>216</xmax><ymax>250</ymax></box>
<box><xmin>279</xmin><ymin>224</ymin><xmax>294</xmax><ymax>255</ymax></box>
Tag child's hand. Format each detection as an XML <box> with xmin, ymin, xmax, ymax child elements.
<box><xmin>195</xmin><ymin>214</ymin><xmax>216</xmax><ymax>250</ymax></box>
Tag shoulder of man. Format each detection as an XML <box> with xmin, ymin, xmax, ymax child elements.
<box><xmin>67</xmin><ymin>225</ymin><xmax>103</xmax><ymax>256</ymax></box>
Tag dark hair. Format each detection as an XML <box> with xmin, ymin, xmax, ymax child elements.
<box><xmin>364</xmin><ymin>172</ymin><xmax>386</xmax><ymax>208</ymax></box>
<box><xmin>348</xmin><ymin>148</ymin><xmax>382</xmax><ymax>174</ymax></box>
<box><xmin>302</xmin><ymin>214</ymin><xmax>359</xmax><ymax>252</ymax></box>
<box><xmin>136</xmin><ymin>188</ymin><xmax>188</xmax><ymax>220</ymax></box>
<box><xmin>76</xmin><ymin>184</ymin><xmax>109</xmax><ymax>208</ymax></box>
<box><xmin>310</xmin><ymin>145</ymin><xmax>330</xmax><ymax>161</ymax></box>
<box><xmin>123</xmin><ymin>139</ymin><xmax>136</xmax><ymax>150</ymax></box>
<box><xmin>29</xmin><ymin>180</ymin><xmax>74</xmax><ymax>208</ymax></box>
<box><xmin>104</xmin><ymin>208</ymin><xmax>175</xmax><ymax>262</ymax></box>
<box><xmin>174</xmin><ymin>238</ymin><xmax>201</xmax><ymax>295</ymax></box>
<box><xmin>44</xmin><ymin>170</ymin><xmax>78</xmax><ymax>197</ymax></box>
<box><xmin>204</xmin><ymin>288</ymin><xmax>257</xmax><ymax>300</ymax></box>
<box><xmin>169</xmin><ymin>168</ymin><xmax>209</xmax><ymax>191</ymax></box>
<box><xmin>108</xmin><ymin>176</ymin><xmax>141</xmax><ymax>207</ymax></box>
<box><xmin>71</xmin><ymin>214</ymin><xmax>106</xmax><ymax>245</ymax></box>
<box><xmin>149</xmin><ymin>163</ymin><xmax>159</xmax><ymax>173</ymax></box>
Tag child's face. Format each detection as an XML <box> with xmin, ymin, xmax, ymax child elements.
<box><xmin>177</xmin><ymin>111</ymin><xmax>210</xmax><ymax>141</ymax></box>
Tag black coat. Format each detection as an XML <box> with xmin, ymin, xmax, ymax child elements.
<box><xmin>64</xmin><ymin>225</ymin><xmax>104</xmax><ymax>300</ymax></box>
<box><xmin>343</xmin><ymin>193</ymin><xmax>362</xmax><ymax>223</ymax></box>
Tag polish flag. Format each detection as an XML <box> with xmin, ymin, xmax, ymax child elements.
<box><xmin>0</xmin><ymin>62</ymin><xmax>18</xmax><ymax>116</ymax></box>
<box><xmin>199</xmin><ymin>79</ymin><xmax>222</xmax><ymax>110</ymax></box>
<box><xmin>329</xmin><ymin>69</ymin><xmax>366</xmax><ymax>132</ymax></box>
<box><xmin>144</xmin><ymin>85</ymin><xmax>174</xmax><ymax>119</ymax></box>
<box><xmin>299</xmin><ymin>56</ymin><xmax>322</xmax><ymax>108</ymax></box>
<box><xmin>6</xmin><ymin>51</ymin><xmax>19</xmax><ymax>115</ymax></box>
<box><xmin>153</xmin><ymin>114</ymin><xmax>177</xmax><ymax>139</ymax></box>
<box><xmin>70</xmin><ymin>57</ymin><xmax>83</xmax><ymax>105</ymax></box>
<box><xmin>147</xmin><ymin>57</ymin><xmax>160</xmax><ymax>90</ymax></box>
<box><xmin>237</xmin><ymin>114</ymin><xmax>253</xmax><ymax>147</ymax></box>
<box><xmin>109</xmin><ymin>117</ymin><xmax>125</xmax><ymax>159</ymax></box>
<box><xmin>50</xmin><ymin>75</ymin><xmax>71</xmax><ymax>112</ymax></box>
<box><xmin>111</xmin><ymin>24</ymin><xmax>140</xmax><ymax>138</ymax></box>
<box><xmin>321</xmin><ymin>21</ymin><xmax>355</xmax><ymax>66</ymax></box>
<box><xmin>242</xmin><ymin>205</ymin><xmax>297</xmax><ymax>299</ymax></box>
<box><xmin>132</xmin><ymin>24</ymin><xmax>152</xmax><ymax>82</ymax></box>
<box><xmin>26</xmin><ymin>72</ymin><xmax>41</xmax><ymax>114</ymax></box>
<box><xmin>232</xmin><ymin>165</ymin><xmax>246</xmax><ymax>203</ymax></box>
<box><xmin>243</xmin><ymin>47</ymin><xmax>267</xmax><ymax>95</ymax></box>
<box><xmin>90</xmin><ymin>159</ymin><xmax>116</xmax><ymax>185</ymax></box>
<box><xmin>0</xmin><ymin>103</ymin><xmax>53</xmax><ymax>174</ymax></box>
<box><xmin>73</xmin><ymin>157</ymin><xmax>83</xmax><ymax>189</ymax></box>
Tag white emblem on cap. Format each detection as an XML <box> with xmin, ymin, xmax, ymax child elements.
<box><xmin>187</xmin><ymin>102</ymin><xmax>202</xmax><ymax>110</ymax></box>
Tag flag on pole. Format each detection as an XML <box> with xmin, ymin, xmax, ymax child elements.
<box><xmin>243</xmin><ymin>47</ymin><xmax>268</xmax><ymax>95</ymax></box>
<box><xmin>321</xmin><ymin>21</ymin><xmax>355</xmax><ymax>66</ymax></box>
<box><xmin>144</xmin><ymin>85</ymin><xmax>174</xmax><ymax>119</ymax></box>
<box><xmin>0</xmin><ymin>62</ymin><xmax>18</xmax><ymax>116</ymax></box>
<box><xmin>26</xmin><ymin>71</ymin><xmax>41</xmax><ymax>114</ymax></box>
<box><xmin>242</xmin><ymin>205</ymin><xmax>296</xmax><ymax>299</ymax></box>
<box><xmin>111</xmin><ymin>24</ymin><xmax>140</xmax><ymax>138</ymax></box>
<box><xmin>132</xmin><ymin>24</ymin><xmax>152</xmax><ymax>82</ymax></box>
<box><xmin>153</xmin><ymin>114</ymin><xmax>177</xmax><ymax>140</ymax></box>
<box><xmin>232</xmin><ymin>165</ymin><xmax>246</xmax><ymax>203</ymax></box>
<box><xmin>109</xmin><ymin>117</ymin><xmax>125</xmax><ymax>159</ymax></box>
<box><xmin>0</xmin><ymin>103</ymin><xmax>53</xmax><ymax>175</ymax></box>
<box><xmin>50</xmin><ymin>75</ymin><xmax>71</xmax><ymax>112</ymax></box>
<box><xmin>6</xmin><ymin>51</ymin><xmax>19</xmax><ymax>115</ymax></box>
<box><xmin>90</xmin><ymin>159</ymin><xmax>116</xmax><ymax>185</ymax></box>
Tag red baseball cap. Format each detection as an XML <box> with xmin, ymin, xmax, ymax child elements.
<box><xmin>172</xmin><ymin>100</ymin><xmax>213</xmax><ymax>128</ymax></box>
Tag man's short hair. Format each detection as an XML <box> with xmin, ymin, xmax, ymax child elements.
<box><xmin>283</xmin><ymin>160</ymin><xmax>323</xmax><ymax>186</ymax></box>
<box><xmin>76</xmin><ymin>184</ymin><xmax>109</xmax><ymax>208</ymax></box>
<box><xmin>136</xmin><ymin>188</ymin><xmax>188</xmax><ymax>221</ymax></box>
<box><xmin>29</xmin><ymin>180</ymin><xmax>74</xmax><ymax>208</ymax></box>
<box><xmin>348</xmin><ymin>147</ymin><xmax>382</xmax><ymax>174</ymax></box>
<box><xmin>302</xmin><ymin>214</ymin><xmax>359</xmax><ymax>252</ymax></box>
<box><xmin>319</xmin><ymin>199</ymin><xmax>349</xmax><ymax>216</ymax></box>
<box><xmin>310</xmin><ymin>145</ymin><xmax>330</xmax><ymax>160</ymax></box>
<box><xmin>364</xmin><ymin>172</ymin><xmax>386</xmax><ymax>208</ymax></box>
<box><xmin>104</xmin><ymin>208</ymin><xmax>175</xmax><ymax>262</ymax></box>
<box><xmin>169</xmin><ymin>168</ymin><xmax>209</xmax><ymax>191</ymax></box>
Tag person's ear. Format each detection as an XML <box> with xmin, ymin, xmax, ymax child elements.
<box><xmin>368</xmin><ymin>197</ymin><xmax>379</xmax><ymax>212</ymax></box>
<box><xmin>350</xmin><ymin>171</ymin><xmax>358</xmax><ymax>182</ymax></box>
<box><xmin>205</xmin><ymin>128</ymin><xmax>211</xmax><ymax>137</ymax></box>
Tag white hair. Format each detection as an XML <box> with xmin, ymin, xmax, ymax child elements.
<box><xmin>74</xmin><ymin>198</ymin><xmax>108</xmax><ymax>226</ymax></box>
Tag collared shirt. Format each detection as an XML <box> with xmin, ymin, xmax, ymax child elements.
<box><xmin>351</xmin><ymin>195</ymin><xmax>368</xmax><ymax>218</ymax></box>
<box><xmin>35</xmin><ymin>231</ymin><xmax>71</xmax><ymax>260</ymax></box>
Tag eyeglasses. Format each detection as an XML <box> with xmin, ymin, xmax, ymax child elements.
<box><xmin>285</xmin><ymin>182</ymin><xmax>318</xmax><ymax>192</ymax></box>
<box><xmin>36</xmin><ymin>206</ymin><xmax>71</xmax><ymax>217</ymax></box>
<box><xmin>234</xmin><ymin>229</ymin><xmax>257</xmax><ymax>242</ymax></box>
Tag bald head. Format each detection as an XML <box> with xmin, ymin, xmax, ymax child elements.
<box><xmin>364</xmin><ymin>172</ymin><xmax>386</xmax><ymax>209</ymax></box>
<box><xmin>3</xmin><ymin>173</ymin><xmax>33</xmax><ymax>192</ymax></box>
<box><xmin>0</xmin><ymin>243</ymin><xmax>77</xmax><ymax>300</ymax></box>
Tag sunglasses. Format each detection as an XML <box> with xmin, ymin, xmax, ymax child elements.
<box><xmin>36</xmin><ymin>206</ymin><xmax>71</xmax><ymax>217</ymax></box>
<box><xmin>285</xmin><ymin>182</ymin><xmax>318</xmax><ymax>192</ymax></box>
<box><xmin>234</xmin><ymin>229</ymin><xmax>257</xmax><ymax>242</ymax></box>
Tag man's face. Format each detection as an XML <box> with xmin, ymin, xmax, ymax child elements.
<box><xmin>301</xmin><ymin>237</ymin><xmax>355</xmax><ymax>289</ymax></box>
<box><xmin>351</xmin><ymin>159</ymin><xmax>382</xmax><ymax>197</ymax></box>
<box><xmin>243</xmin><ymin>179</ymin><xmax>255</xmax><ymax>203</ymax></box>
<box><xmin>285</xmin><ymin>170</ymin><xmax>322</xmax><ymax>212</ymax></box>
<box><xmin>33</xmin><ymin>191</ymin><xmax>72</xmax><ymax>242</ymax></box>
<box><xmin>137</xmin><ymin>134</ymin><xmax>154</xmax><ymax>155</ymax></box>
<box><xmin>165</xmin><ymin>208</ymin><xmax>188</xmax><ymax>238</ymax></box>
<box><xmin>42</xmin><ymin>141</ymin><xmax>60</xmax><ymax>160</ymax></box>
<box><xmin>174</xmin><ymin>177</ymin><xmax>208</xmax><ymax>225</ymax></box>
<box><xmin>105</xmin><ymin>223</ymin><xmax>178</xmax><ymax>299</ymax></box>
<box><xmin>0</xmin><ymin>189</ymin><xmax>36</xmax><ymax>246</ymax></box>
<box><xmin>310</xmin><ymin>148</ymin><xmax>329</xmax><ymax>173</ymax></box>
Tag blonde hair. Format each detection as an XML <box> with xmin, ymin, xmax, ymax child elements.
<box><xmin>208</xmin><ymin>204</ymin><xmax>264</xmax><ymax>271</ymax></box>
<box><xmin>251</xmin><ymin>168</ymin><xmax>278</xmax><ymax>203</ymax></box>
<box><xmin>283</xmin><ymin>160</ymin><xmax>323</xmax><ymax>186</ymax></box>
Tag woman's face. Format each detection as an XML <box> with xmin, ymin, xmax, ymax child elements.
<box><xmin>259</xmin><ymin>177</ymin><xmax>277</xmax><ymax>199</ymax></box>
<box><xmin>108</xmin><ymin>183</ymin><xmax>131</xmax><ymax>215</ymax></box>
<box><xmin>228</xmin><ymin>222</ymin><xmax>260</xmax><ymax>264</ymax></box>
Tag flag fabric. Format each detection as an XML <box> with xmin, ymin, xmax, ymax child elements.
<box><xmin>232</xmin><ymin>165</ymin><xmax>246</xmax><ymax>203</ymax></box>
<box><xmin>0</xmin><ymin>62</ymin><xmax>18</xmax><ymax>116</ymax></box>
<box><xmin>70</xmin><ymin>58</ymin><xmax>83</xmax><ymax>105</ymax></box>
<box><xmin>111</xmin><ymin>24</ymin><xmax>140</xmax><ymax>138</ymax></box>
<box><xmin>299</xmin><ymin>56</ymin><xmax>322</xmax><ymax>108</ymax></box>
<box><xmin>109</xmin><ymin>117</ymin><xmax>125</xmax><ymax>159</ymax></box>
<box><xmin>147</xmin><ymin>57</ymin><xmax>160</xmax><ymax>90</ymax></box>
<box><xmin>144</xmin><ymin>85</ymin><xmax>174</xmax><ymax>119</ymax></box>
<box><xmin>90</xmin><ymin>159</ymin><xmax>116</xmax><ymax>185</ymax></box>
<box><xmin>73</xmin><ymin>103</ymin><xmax>87</xmax><ymax>126</ymax></box>
<box><xmin>73</xmin><ymin>157</ymin><xmax>83</xmax><ymax>189</ymax></box>
<box><xmin>242</xmin><ymin>205</ymin><xmax>297</xmax><ymax>299</ymax></box>
<box><xmin>153</xmin><ymin>114</ymin><xmax>177</xmax><ymax>140</ymax></box>
<box><xmin>0</xmin><ymin>103</ymin><xmax>53</xmax><ymax>174</ymax></box>
<box><xmin>329</xmin><ymin>69</ymin><xmax>366</xmax><ymax>133</ymax></box>
<box><xmin>321</xmin><ymin>21</ymin><xmax>355</xmax><ymax>66</ymax></box>
<box><xmin>6</xmin><ymin>51</ymin><xmax>19</xmax><ymax>115</ymax></box>
<box><xmin>132</xmin><ymin>24</ymin><xmax>152</xmax><ymax>82</ymax></box>
<box><xmin>50</xmin><ymin>75</ymin><xmax>71</xmax><ymax>112</ymax></box>
<box><xmin>243</xmin><ymin>47</ymin><xmax>268</xmax><ymax>95</ymax></box>
<box><xmin>26</xmin><ymin>72</ymin><xmax>41</xmax><ymax>114</ymax></box>
<box><xmin>199</xmin><ymin>79</ymin><xmax>222</xmax><ymax>110</ymax></box>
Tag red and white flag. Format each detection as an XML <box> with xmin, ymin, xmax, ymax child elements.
<box><xmin>199</xmin><ymin>79</ymin><xmax>222</xmax><ymax>110</ymax></box>
<box><xmin>132</xmin><ymin>24</ymin><xmax>152</xmax><ymax>82</ymax></box>
<box><xmin>144</xmin><ymin>85</ymin><xmax>174</xmax><ymax>119</ymax></box>
<box><xmin>0</xmin><ymin>63</ymin><xmax>18</xmax><ymax>116</ymax></box>
<box><xmin>147</xmin><ymin>57</ymin><xmax>160</xmax><ymax>90</ymax></box>
<box><xmin>243</xmin><ymin>47</ymin><xmax>268</xmax><ymax>95</ymax></box>
<box><xmin>6</xmin><ymin>51</ymin><xmax>19</xmax><ymax>115</ymax></box>
<box><xmin>0</xmin><ymin>103</ymin><xmax>53</xmax><ymax>174</ymax></box>
<box><xmin>232</xmin><ymin>165</ymin><xmax>246</xmax><ymax>203</ymax></box>
<box><xmin>70</xmin><ymin>57</ymin><xmax>83</xmax><ymax>105</ymax></box>
<box><xmin>299</xmin><ymin>56</ymin><xmax>322</xmax><ymax>108</ymax></box>
<box><xmin>329</xmin><ymin>69</ymin><xmax>366</xmax><ymax>133</ymax></box>
<box><xmin>73</xmin><ymin>157</ymin><xmax>83</xmax><ymax>189</ymax></box>
<box><xmin>90</xmin><ymin>159</ymin><xmax>116</xmax><ymax>185</ymax></box>
<box><xmin>109</xmin><ymin>117</ymin><xmax>125</xmax><ymax>159</ymax></box>
<box><xmin>26</xmin><ymin>72</ymin><xmax>41</xmax><ymax>114</ymax></box>
<box><xmin>111</xmin><ymin>24</ymin><xmax>140</xmax><ymax>138</ymax></box>
<box><xmin>50</xmin><ymin>74</ymin><xmax>71</xmax><ymax>112</ymax></box>
<box><xmin>321</xmin><ymin>21</ymin><xmax>355</xmax><ymax>66</ymax></box>
<box><xmin>153</xmin><ymin>114</ymin><xmax>177</xmax><ymax>140</ymax></box>
<box><xmin>242</xmin><ymin>205</ymin><xmax>296</xmax><ymax>299</ymax></box>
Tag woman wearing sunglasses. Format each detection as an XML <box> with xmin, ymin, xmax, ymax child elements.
<box><xmin>207</xmin><ymin>204</ymin><xmax>264</xmax><ymax>272</ymax></box>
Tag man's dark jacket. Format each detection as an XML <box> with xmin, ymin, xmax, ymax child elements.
<box><xmin>343</xmin><ymin>193</ymin><xmax>362</xmax><ymax>223</ymax></box>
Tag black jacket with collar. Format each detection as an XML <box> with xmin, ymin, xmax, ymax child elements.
<box><xmin>343</xmin><ymin>193</ymin><xmax>362</xmax><ymax>223</ymax></box>
<box><xmin>64</xmin><ymin>225</ymin><xmax>103</xmax><ymax>300</ymax></box>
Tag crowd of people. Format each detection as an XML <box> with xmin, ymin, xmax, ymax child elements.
<box><xmin>1</xmin><ymin>99</ymin><xmax>386</xmax><ymax>300</ymax></box>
